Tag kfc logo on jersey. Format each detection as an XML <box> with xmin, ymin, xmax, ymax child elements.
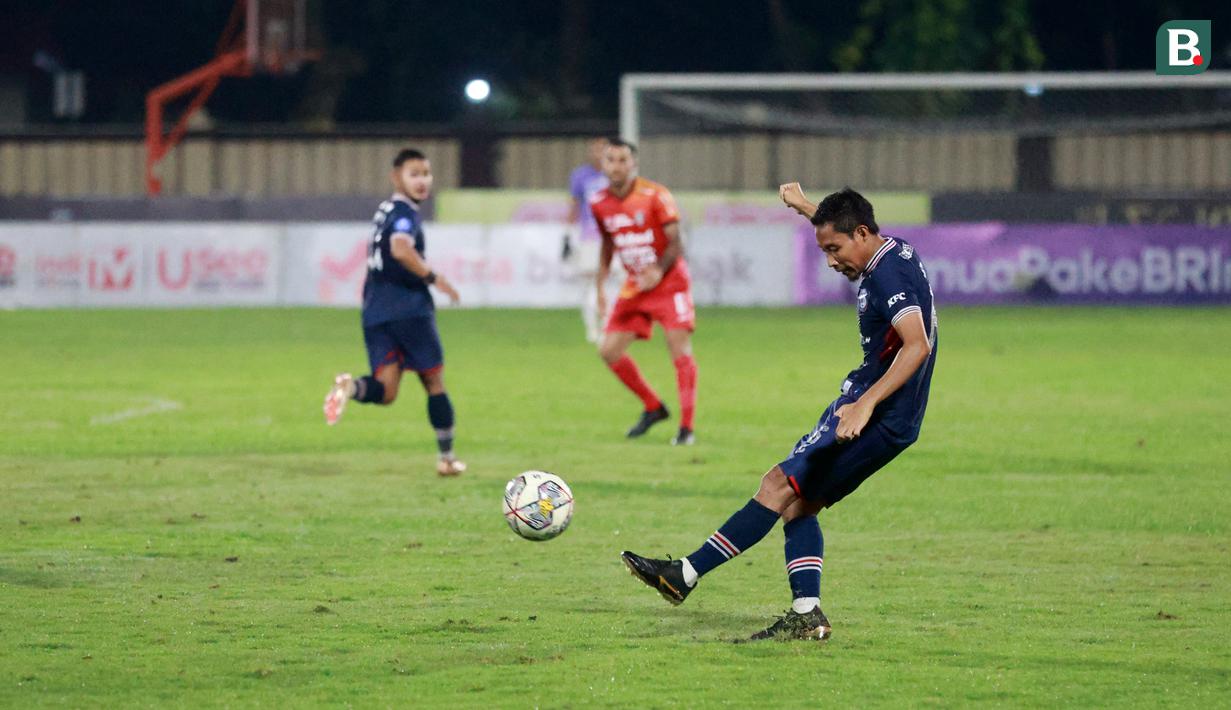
<box><xmin>0</xmin><ymin>245</ymin><xmax>15</xmax><ymax>289</ymax></box>
<box><xmin>888</xmin><ymin>292</ymin><xmax>907</xmax><ymax>307</ymax></box>
<box><xmin>88</xmin><ymin>246</ymin><xmax>136</xmax><ymax>291</ymax></box>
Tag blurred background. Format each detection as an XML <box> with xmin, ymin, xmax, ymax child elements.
<box><xmin>1</xmin><ymin>0</ymin><xmax>1229</xmax><ymax>308</ymax></box>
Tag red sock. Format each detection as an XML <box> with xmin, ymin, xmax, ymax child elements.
<box><xmin>673</xmin><ymin>354</ymin><xmax>697</xmax><ymax>429</ymax></box>
<box><xmin>609</xmin><ymin>355</ymin><xmax>661</xmax><ymax>411</ymax></box>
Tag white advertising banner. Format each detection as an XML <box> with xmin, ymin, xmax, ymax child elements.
<box><xmin>686</xmin><ymin>226</ymin><xmax>795</xmax><ymax>306</ymax></box>
<box><xmin>0</xmin><ymin>223</ymin><xmax>281</xmax><ymax>308</ymax></box>
<box><xmin>0</xmin><ymin>222</ymin><xmax>798</xmax><ymax>309</ymax></box>
<box><xmin>282</xmin><ymin>222</ymin><xmax>368</xmax><ymax>307</ymax></box>
<box><xmin>0</xmin><ymin>224</ymin><xmax>81</xmax><ymax>308</ymax></box>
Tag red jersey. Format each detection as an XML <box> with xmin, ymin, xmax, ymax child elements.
<box><xmin>590</xmin><ymin>177</ymin><xmax>691</xmax><ymax>298</ymax></box>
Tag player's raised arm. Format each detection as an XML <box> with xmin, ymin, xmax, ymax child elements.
<box><xmin>779</xmin><ymin>182</ymin><xmax>818</xmax><ymax>219</ymax></box>
<box><xmin>835</xmin><ymin>308</ymin><xmax>932</xmax><ymax>443</ymax></box>
<box><xmin>390</xmin><ymin>233</ymin><xmax>459</xmax><ymax>304</ymax></box>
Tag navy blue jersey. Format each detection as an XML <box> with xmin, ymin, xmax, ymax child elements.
<box><xmin>842</xmin><ymin>237</ymin><xmax>938</xmax><ymax>444</ymax></box>
<box><xmin>361</xmin><ymin>195</ymin><xmax>434</xmax><ymax>326</ymax></box>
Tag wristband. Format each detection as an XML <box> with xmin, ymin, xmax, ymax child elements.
<box><xmin>424</xmin><ymin>271</ymin><xmax>437</xmax><ymax>284</ymax></box>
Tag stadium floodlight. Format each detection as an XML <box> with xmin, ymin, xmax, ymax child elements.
<box><xmin>465</xmin><ymin>79</ymin><xmax>491</xmax><ymax>103</ymax></box>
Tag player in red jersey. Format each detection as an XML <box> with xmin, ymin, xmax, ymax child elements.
<box><xmin>589</xmin><ymin>138</ymin><xmax>698</xmax><ymax>445</ymax></box>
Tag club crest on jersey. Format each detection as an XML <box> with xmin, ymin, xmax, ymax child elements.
<box><xmin>635</xmin><ymin>210</ymin><xmax>645</xmax><ymax>227</ymax></box>
<box><xmin>900</xmin><ymin>244</ymin><xmax>914</xmax><ymax>259</ymax></box>
<box><xmin>857</xmin><ymin>289</ymin><xmax>868</xmax><ymax>313</ymax></box>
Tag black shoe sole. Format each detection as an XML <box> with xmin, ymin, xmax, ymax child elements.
<box><xmin>620</xmin><ymin>553</ymin><xmax>685</xmax><ymax>606</ymax></box>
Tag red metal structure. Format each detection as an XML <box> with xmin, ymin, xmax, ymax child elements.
<box><xmin>144</xmin><ymin>0</ymin><xmax>312</xmax><ymax>195</ymax></box>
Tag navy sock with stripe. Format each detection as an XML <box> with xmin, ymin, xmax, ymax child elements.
<box><xmin>685</xmin><ymin>499</ymin><xmax>780</xmax><ymax>578</ymax></box>
<box><xmin>427</xmin><ymin>392</ymin><xmax>455</xmax><ymax>455</ymax></box>
<box><xmin>783</xmin><ymin>516</ymin><xmax>823</xmax><ymax>602</ymax></box>
<box><xmin>353</xmin><ymin>376</ymin><xmax>385</xmax><ymax>404</ymax></box>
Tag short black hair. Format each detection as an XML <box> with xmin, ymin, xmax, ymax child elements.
<box><xmin>393</xmin><ymin>148</ymin><xmax>427</xmax><ymax>167</ymax></box>
<box><xmin>606</xmin><ymin>137</ymin><xmax>637</xmax><ymax>155</ymax></box>
<box><xmin>811</xmin><ymin>187</ymin><xmax>878</xmax><ymax>234</ymax></box>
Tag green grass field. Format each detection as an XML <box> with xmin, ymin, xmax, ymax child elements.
<box><xmin>2</xmin><ymin>306</ymin><xmax>1228</xmax><ymax>707</ymax></box>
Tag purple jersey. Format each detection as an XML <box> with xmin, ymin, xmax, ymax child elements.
<box><xmin>569</xmin><ymin>163</ymin><xmax>608</xmax><ymax>242</ymax></box>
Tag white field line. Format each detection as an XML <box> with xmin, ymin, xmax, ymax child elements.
<box><xmin>89</xmin><ymin>398</ymin><xmax>183</xmax><ymax>426</ymax></box>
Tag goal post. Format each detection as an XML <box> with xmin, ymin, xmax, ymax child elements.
<box><xmin>620</xmin><ymin>72</ymin><xmax>1231</xmax><ymax>192</ymax></box>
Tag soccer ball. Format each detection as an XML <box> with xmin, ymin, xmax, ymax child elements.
<box><xmin>502</xmin><ymin>470</ymin><xmax>574</xmax><ymax>541</ymax></box>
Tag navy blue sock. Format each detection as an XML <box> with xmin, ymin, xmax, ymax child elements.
<box><xmin>353</xmin><ymin>376</ymin><xmax>385</xmax><ymax>404</ymax></box>
<box><xmin>685</xmin><ymin>499</ymin><xmax>780</xmax><ymax>577</ymax></box>
<box><xmin>427</xmin><ymin>393</ymin><xmax>455</xmax><ymax>454</ymax></box>
<box><xmin>783</xmin><ymin>516</ymin><xmax>823</xmax><ymax>601</ymax></box>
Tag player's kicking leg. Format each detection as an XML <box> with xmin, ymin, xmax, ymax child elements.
<box><xmin>326</xmin><ymin>321</ymin><xmax>406</xmax><ymax>425</ymax></box>
<box><xmin>323</xmin><ymin>364</ymin><xmax>403</xmax><ymax>425</ymax></box>
<box><xmin>599</xmin><ymin>329</ymin><xmax>669</xmax><ymax>438</ymax></box>
<box><xmin>418</xmin><ymin>368</ymin><xmax>466</xmax><ymax>476</ymax></box>
<box><xmin>621</xmin><ymin>465</ymin><xmax>830</xmax><ymax>640</ymax></box>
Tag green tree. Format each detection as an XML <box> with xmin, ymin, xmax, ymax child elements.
<box><xmin>834</xmin><ymin>0</ymin><xmax>1043</xmax><ymax>72</ymax></box>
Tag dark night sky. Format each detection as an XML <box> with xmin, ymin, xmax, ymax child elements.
<box><xmin>2</xmin><ymin>0</ymin><xmax>1228</xmax><ymax>126</ymax></box>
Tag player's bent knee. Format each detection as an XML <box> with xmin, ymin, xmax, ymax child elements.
<box><xmin>753</xmin><ymin>466</ymin><xmax>797</xmax><ymax>514</ymax></box>
<box><xmin>781</xmin><ymin>496</ymin><xmax>822</xmax><ymax>523</ymax></box>
<box><xmin>419</xmin><ymin>372</ymin><xmax>445</xmax><ymax>395</ymax></box>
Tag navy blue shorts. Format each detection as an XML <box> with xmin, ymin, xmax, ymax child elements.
<box><xmin>363</xmin><ymin>315</ymin><xmax>444</xmax><ymax>374</ymax></box>
<box><xmin>777</xmin><ymin>394</ymin><xmax>910</xmax><ymax>507</ymax></box>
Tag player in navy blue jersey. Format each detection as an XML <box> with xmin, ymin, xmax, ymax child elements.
<box><xmin>621</xmin><ymin>186</ymin><xmax>938</xmax><ymax>640</ymax></box>
<box><xmin>323</xmin><ymin>148</ymin><xmax>467</xmax><ymax>477</ymax></box>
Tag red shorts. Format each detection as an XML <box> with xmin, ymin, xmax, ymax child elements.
<box><xmin>605</xmin><ymin>267</ymin><xmax>695</xmax><ymax>340</ymax></box>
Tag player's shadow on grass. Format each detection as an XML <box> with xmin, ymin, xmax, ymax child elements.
<box><xmin>0</xmin><ymin>566</ymin><xmax>68</xmax><ymax>588</ymax></box>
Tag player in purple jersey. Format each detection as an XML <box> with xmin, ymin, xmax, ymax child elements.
<box><xmin>322</xmin><ymin>148</ymin><xmax>467</xmax><ymax>477</ymax></box>
<box><xmin>562</xmin><ymin>138</ymin><xmax>610</xmax><ymax>343</ymax></box>
<box><xmin>621</xmin><ymin>186</ymin><xmax>938</xmax><ymax>641</ymax></box>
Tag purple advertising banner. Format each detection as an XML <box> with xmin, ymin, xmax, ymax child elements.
<box><xmin>794</xmin><ymin>223</ymin><xmax>1231</xmax><ymax>305</ymax></box>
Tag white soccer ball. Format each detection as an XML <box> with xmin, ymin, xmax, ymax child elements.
<box><xmin>502</xmin><ymin>470</ymin><xmax>574</xmax><ymax>541</ymax></box>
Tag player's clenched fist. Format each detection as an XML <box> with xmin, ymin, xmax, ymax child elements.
<box><xmin>779</xmin><ymin>182</ymin><xmax>816</xmax><ymax>218</ymax></box>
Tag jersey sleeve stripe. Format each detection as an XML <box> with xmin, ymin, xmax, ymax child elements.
<box><xmin>890</xmin><ymin>305</ymin><xmax>923</xmax><ymax>325</ymax></box>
